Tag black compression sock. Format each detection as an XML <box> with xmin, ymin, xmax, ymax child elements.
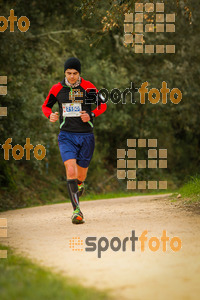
<box><xmin>66</xmin><ymin>179</ymin><xmax>79</xmax><ymax>210</ymax></box>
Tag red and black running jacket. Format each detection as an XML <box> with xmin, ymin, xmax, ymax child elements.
<box><xmin>42</xmin><ymin>78</ymin><xmax>107</xmax><ymax>133</ymax></box>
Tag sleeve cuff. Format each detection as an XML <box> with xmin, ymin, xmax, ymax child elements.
<box><xmin>89</xmin><ymin>112</ymin><xmax>95</xmax><ymax>118</ymax></box>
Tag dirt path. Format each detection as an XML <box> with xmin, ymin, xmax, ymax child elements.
<box><xmin>0</xmin><ymin>194</ymin><xmax>200</xmax><ymax>300</ymax></box>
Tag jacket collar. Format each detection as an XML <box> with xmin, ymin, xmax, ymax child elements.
<box><xmin>61</xmin><ymin>77</ymin><xmax>82</xmax><ymax>87</ymax></box>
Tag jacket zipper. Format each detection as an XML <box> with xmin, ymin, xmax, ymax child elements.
<box><xmin>62</xmin><ymin>84</ymin><xmax>93</xmax><ymax>128</ymax></box>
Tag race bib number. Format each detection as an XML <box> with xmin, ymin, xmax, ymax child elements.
<box><xmin>62</xmin><ymin>103</ymin><xmax>82</xmax><ymax>117</ymax></box>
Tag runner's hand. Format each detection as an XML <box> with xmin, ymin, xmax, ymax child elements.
<box><xmin>50</xmin><ymin>112</ymin><xmax>59</xmax><ymax>122</ymax></box>
<box><xmin>80</xmin><ymin>111</ymin><xmax>90</xmax><ymax>122</ymax></box>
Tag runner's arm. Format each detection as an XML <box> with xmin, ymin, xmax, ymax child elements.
<box><xmin>88</xmin><ymin>91</ymin><xmax>107</xmax><ymax>118</ymax></box>
<box><xmin>90</xmin><ymin>102</ymin><xmax>107</xmax><ymax>118</ymax></box>
<box><xmin>42</xmin><ymin>86</ymin><xmax>58</xmax><ymax>119</ymax></box>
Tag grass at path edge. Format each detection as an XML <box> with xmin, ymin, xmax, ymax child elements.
<box><xmin>171</xmin><ymin>176</ymin><xmax>200</xmax><ymax>204</ymax></box>
<box><xmin>0</xmin><ymin>244</ymin><xmax>111</xmax><ymax>300</ymax></box>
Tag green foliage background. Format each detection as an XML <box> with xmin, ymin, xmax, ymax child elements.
<box><xmin>0</xmin><ymin>0</ymin><xmax>199</xmax><ymax>210</ymax></box>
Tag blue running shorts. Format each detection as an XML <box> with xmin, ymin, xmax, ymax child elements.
<box><xmin>58</xmin><ymin>130</ymin><xmax>95</xmax><ymax>168</ymax></box>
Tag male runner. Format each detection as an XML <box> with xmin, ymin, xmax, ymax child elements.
<box><xmin>42</xmin><ymin>57</ymin><xmax>107</xmax><ymax>224</ymax></box>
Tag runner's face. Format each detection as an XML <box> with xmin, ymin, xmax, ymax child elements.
<box><xmin>65</xmin><ymin>69</ymin><xmax>79</xmax><ymax>84</ymax></box>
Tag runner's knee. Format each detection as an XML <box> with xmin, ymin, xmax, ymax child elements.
<box><xmin>64</xmin><ymin>161</ymin><xmax>77</xmax><ymax>178</ymax></box>
<box><xmin>77</xmin><ymin>175</ymin><xmax>86</xmax><ymax>182</ymax></box>
<box><xmin>66</xmin><ymin>166</ymin><xmax>77</xmax><ymax>178</ymax></box>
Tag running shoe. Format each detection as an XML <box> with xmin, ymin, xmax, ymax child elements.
<box><xmin>71</xmin><ymin>206</ymin><xmax>85</xmax><ymax>224</ymax></box>
<box><xmin>78</xmin><ymin>182</ymin><xmax>85</xmax><ymax>198</ymax></box>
